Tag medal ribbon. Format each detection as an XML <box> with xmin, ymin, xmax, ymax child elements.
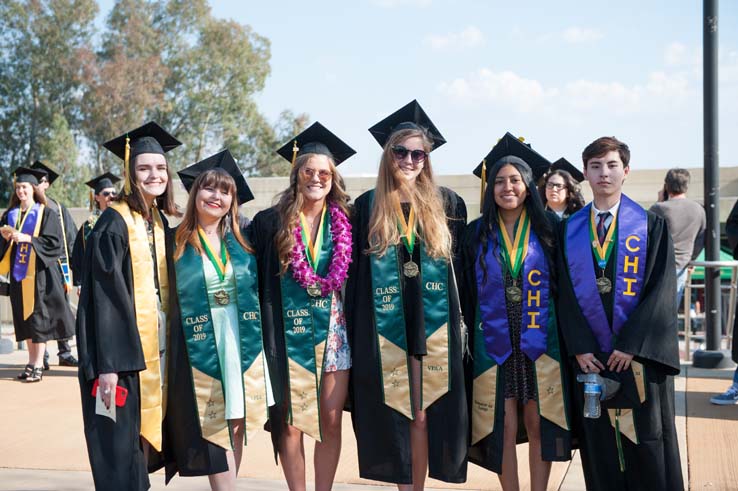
<box><xmin>280</xmin><ymin>210</ymin><xmax>334</xmax><ymax>441</ymax></box>
<box><xmin>589</xmin><ymin>208</ymin><xmax>618</xmax><ymax>269</ymax></box>
<box><xmin>497</xmin><ymin>209</ymin><xmax>530</xmax><ymax>279</ymax></box>
<box><xmin>299</xmin><ymin>204</ymin><xmax>327</xmax><ymax>271</ymax></box>
<box><xmin>394</xmin><ymin>201</ymin><xmax>416</xmax><ymax>254</ymax></box>
<box><xmin>198</xmin><ymin>226</ymin><xmax>228</xmax><ymax>282</ymax></box>
<box><xmin>565</xmin><ymin>195</ymin><xmax>648</xmax><ymax>352</ymax></box>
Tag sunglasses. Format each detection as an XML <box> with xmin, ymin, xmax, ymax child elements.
<box><xmin>100</xmin><ymin>190</ymin><xmax>117</xmax><ymax>197</ymax></box>
<box><xmin>391</xmin><ymin>146</ymin><xmax>427</xmax><ymax>164</ymax></box>
<box><xmin>300</xmin><ymin>167</ymin><xmax>333</xmax><ymax>182</ymax></box>
<box><xmin>545</xmin><ymin>182</ymin><xmax>566</xmax><ymax>191</ymax></box>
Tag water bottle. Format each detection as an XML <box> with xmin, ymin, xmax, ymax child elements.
<box><xmin>582</xmin><ymin>374</ymin><xmax>602</xmax><ymax>419</ymax></box>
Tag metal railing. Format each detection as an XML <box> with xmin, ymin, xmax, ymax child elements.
<box><xmin>682</xmin><ymin>260</ymin><xmax>738</xmax><ymax>361</ymax></box>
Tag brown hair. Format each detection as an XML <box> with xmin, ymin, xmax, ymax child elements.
<box><xmin>366</xmin><ymin>128</ymin><xmax>452</xmax><ymax>259</ymax></box>
<box><xmin>273</xmin><ymin>153</ymin><xmax>351</xmax><ymax>274</ymax></box>
<box><xmin>664</xmin><ymin>168</ymin><xmax>690</xmax><ymax>195</ymax></box>
<box><xmin>582</xmin><ymin>136</ymin><xmax>630</xmax><ymax>169</ymax></box>
<box><xmin>174</xmin><ymin>168</ymin><xmax>251</xmax><ymax>261</ymax></box>
<box><xmin>7</xmin><ymin>182</ymin><xmax>47</xmax><ymax>209</ymax></box>
<box><xmin>116</xmin><ymin>153</ymin><xmax>181</xmax><ymax>219</ymax></box>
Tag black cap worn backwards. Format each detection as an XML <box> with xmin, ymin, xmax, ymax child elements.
<box><xmin>86</xmin><ymin>172</ymin><xmax>122</xmax><ymax>195</ymax></box>
<box><xmin>13</xmin><ymin>166</ymin><xmax>47</xmax><ymax>186</ymax></box>
<box><xmin>103</xmin><ymin>121</ymin><xmax>182</xmax><ymax>161</ymax></box>
<box><xmin>178</xmin><ymin>149</ymin><xmax>255</xmax><ymax>205</ymax></box>
<box><xmin>276</xmin><ymin>122</ymin><xmax>356</xmax><ymax>166</ymax></box>
<box><xmin>472</xmin><ymin>132</ymin><xmax>551</xmax><ymax>183</ymax></box>
<box><xmin>368</xmin><ymin>99</ymin><xmax>446</xmax><ymax>151</ymax></box>
<box><xmin>31</xmin><ymin>161</ymin><xmax>60</xmax><ymax>185</ymax></box>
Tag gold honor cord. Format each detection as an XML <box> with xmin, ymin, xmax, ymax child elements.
<box><xmin>395</xmin><ymin>201</ymin><xmax>417</xmax><ymax>253</ymax></box>
<box><xmin>589</xmin><ymin>207</ymin><xmax>618</xmax><ymax>265</ymax></box>
<box><xmin>109</xmin><ymin>202</ymin><xmax>167</xmax><ymax>451</ymax></box>
<box><xmin>197</xmin><ymin>227</ymin><xmax>228</xmax><ymax>281</ymax></box>
<box><xmin>299</xmin><ymin>203</ymin><xmax>327</xmax><ymax>271</ymax></box>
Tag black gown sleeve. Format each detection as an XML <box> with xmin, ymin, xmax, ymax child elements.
<box><xmin>76</xmin><ymin>210</ymin><xmax>146</xmax><ymax>381</ymax></box>
<box><xmin>71</xmin><ymin>223</ymin><xmax>86</xmax><ymax>286</ymax></box>
<box><xmin>60</xmin><ymin>203</ymin><xmax>77</xmax><ymax>256</ymax></box>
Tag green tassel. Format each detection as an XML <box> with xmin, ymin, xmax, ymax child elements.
<box><xmin>615</xmin><ymin>409</ymin><xmax>626</xmax><ymax>472</ymax></box>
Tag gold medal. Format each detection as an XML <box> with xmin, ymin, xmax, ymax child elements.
<box><xmin>306</xmin><ymin>283</ymin><xmax>322</xmax><ymax>297</ymax></box>
<box><xmin>596</xmin><ymin>276</ymin><xmax>612</xmax><ymax>294</ymax></box>
<box><xmin>214</xmin><ymin>289</ymin><xmax>230</xmax><ymax>306</ymax></box>
<box><xmin>505</xmin><ymin>286</ymin><xmax>522</xmax><ymax>303</ymax></box>
<box><xmin>403</xmin><ymin>260</ymin><xmax>419</xmax><ymax>278</ymax></box>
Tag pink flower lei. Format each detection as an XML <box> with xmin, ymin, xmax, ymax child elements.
<box><xmin>289</xmin><ymin>202</ymin><xmax>352</xmax><ymax>297</ymax></box>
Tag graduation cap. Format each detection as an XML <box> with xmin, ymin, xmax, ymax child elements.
<box><xmin>31</xmin><ymin>161</ymin><xmax>60</xmax><ymax>185</ymax></box>
<box><xmin>276</xmin><ymin>122</ymin><xmax>356</xmax><ymax>166</ymax></box>
<box><xmin>12</xmin><ymin>166</ymin><xmax>47</xmax><ymax>186</ymax></box>
<box><xmin>472</xmin><ymin>132</ymin><xmax>552</xmax><ymax>212</ymax></box>
<box><xmin>177</xmin><ymin>149</ymin><xmax>255</xmax><ymax>205</ymax></box>
<box><xmin>86</xmin><ymin>172</ymin><xmax>121</xmax><ymax>195</ymax></box>
<box><xmin>368</xmin><ymin>99</ymin><xmax>446</xmax><ymax>151</ymax></box>
<box><xmin>548</xmin><ymin>157</ymin><xmax>585</xmax><ymax>183</ymax></box>
<box><xmin>103</xmin><ymin>121</ymin><xmax>182</xmax><ymax>194</ymax></box>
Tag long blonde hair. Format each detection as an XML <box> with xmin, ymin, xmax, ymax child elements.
<box><xmin>366</xmin><ymin>128</ymin><xmax>452</xmax><ymax>259</ymax></box>
<box><xmin>274</xmin><ymin>153</ymin><xmax>351</xmax><ymax>274</ymax></box>
<box><xmin>174</xmin><ymin>168</ymin><xmax>251</xmax><ymax>261</ymax></box>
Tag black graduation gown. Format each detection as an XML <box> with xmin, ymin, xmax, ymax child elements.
<box><xmin>557</xmin><ymin>210</ymin><xmax>684</xmax><ymax>491</ymax></box>
<box><xmin>345</xmin><ymin>188</ymin><xmax>469</xmax><ymax>485</ymax></box>
<box><xmin>244</xmin><ymin>207</ymin><xmax>296</xmax><ymax>461</ymax></box>
<box><xmin>726</xmin><ymin>200</ymin><xmax>738</xmax><ymax>363</ymax></box>
<box><xmin>461</xmin><ymin>214</ymin><xmax>573</xmax><ymax>474</ymax></box>
<box><xmin>76</xmin><ymin>208</ymin><xmax>167</xmax><ymax>491</ymax></box>
<box><xmin>0</xmin><ymin>206</ymin><xmax>74</xmax><ymax>342</ymax></box>
<box><xmin>71</xmin><ymin>218</ymin><xmax>94</xmax><ymax>287</ymax></box>
<box><xmin>162</xmin><ymin>227</ymin><xmax>229</xmax><ymax>482</ymax></box>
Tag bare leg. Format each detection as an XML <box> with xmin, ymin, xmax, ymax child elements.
<box><xmin>398</xmin><ymin>357</ymin><xmax>428</xmax><ymax>491</ymax></box>
<box><xmin>230</xmin><ymin>418</ymin><xmax>245</xmax><ymax>474</ymax></box>
<box><xmin>279</xmin><ymin>423</ymin><xmax>306</xmax><ymax>491</ymax></box>
<box><xmin>208</xmin><ymin>450</ymin><xmax>237</xmax><ymax>491</ymax></box>
<box><xmin>523</xmin><ymin>400</ymin><xmax>551</xmax><ymax>491</ymax></box>
<box><xmin>29</xmin><ymin>341</ymin><xmax>45</xmax><ymax>367</ymax></box>
<box><xmin>498</xmin><ymin>398</ymin><xmax>520</xmax><ymax>491</ymax></box>
<box><xmin>314</xmin><ymin>370</ymin><xmax>349</xmax><ymax>491</ymax></box>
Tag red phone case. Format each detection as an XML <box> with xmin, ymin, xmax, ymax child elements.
<box><xmin>91</xmin><ymin>379</ymin><xmax>129</xmax><ymax>407</ymax></box>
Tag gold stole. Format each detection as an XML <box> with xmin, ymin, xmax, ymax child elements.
<box><xmin>109</xmin><ymin>202</ymin><xmax>169</xmax><ymax>452</ymax></box>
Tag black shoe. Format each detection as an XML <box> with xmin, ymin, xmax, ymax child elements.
<box><xmin>25</xmin><ymin>366</ymin><xmax>43</xmax><ymax>383</ymax></box>
<box><xmin>59</xmin><ymin>355</ymin><xmax>78</xmax><ymax>367</ymax></box>
<box><xmin>17</xmin><ymin>364</ymin><xmax>33</xmax><ymax>380</ymax></box>
<box><xmin>43</xmin><ymin>358</ymin><xmax>50</xmax><ymax>371</ymax></box>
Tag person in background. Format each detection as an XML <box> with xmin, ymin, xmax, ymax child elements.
<box><xmin>537</xmin><ymin>158</ymin><xmax>585</xmax><ymax>220</ymax></box>
<box><xmin>0</xmin><ymin>167</ymin><xmax>75</xmax><ymax>383</ymax></box>
<box><xmin>70</xmin><ymin>173</ymin><xmax>120</xmax><ymax>295</ymax></box>
<box><xmin>649</xmin><ymin>168</ymin><xmax>706</xmax><ymax>305</ymax></box>
<box><xmin>31</xmin><ymin>160</ymin><xmax>78</xmax><ymax>368</ymax></box>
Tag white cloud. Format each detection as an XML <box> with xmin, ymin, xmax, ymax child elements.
<box><xmin>425</xmin><ymin>26</ymin><xmax>484</xmax><ymax>50</ymax></box>
<box><xmin>562</xmin><ymin>27</ymin><xmax>603</xmax><ymax>44</ymax></box>
<box><xmin>371</xmin><ymin>0</ymin><xmax>431</xmax><ymax>7</ymax></box>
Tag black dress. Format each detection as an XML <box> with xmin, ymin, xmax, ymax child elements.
<box><xmin>501</xmin><ymin>269</ymin><xmax>537</xmax><ymax>404</ymax></box>
<box><xmin>345</xmin><ymin>187</ymin><xmax>469</xmax><ymax>485</ymax></box>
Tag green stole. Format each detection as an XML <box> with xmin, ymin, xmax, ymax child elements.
<box><xmin>280</xmin><ymin>208</ymin><xmax>334</xmax><ymax>441</ymax></box>
<box><xmin>175</xmin><ymin>232</ymin><xmax>268</xmax><ymax>449</ymax></box>
<box><xmin>369</xmin><ymin>224</ymin><xmax>450</xmax><ymax>418</ymax></box>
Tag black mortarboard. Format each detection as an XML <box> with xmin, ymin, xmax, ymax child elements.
<box><xmin>368</xmin><ymin>99</ymin><xmax>446</xmax><ymax>150</ymax></box>
<box><xmin>276</xmin><ymin>122</ymin><xmax>356</xmax><ymax>166</ymax></box>
<box><xmin>472</xmin><ymin>132</ymin><xmax>551</xmax><ymax>183</ymax></box>
<box><xmin>13</xmin><ymin>166</ymin><xmax>47</xmax><ymax>186</ymax></box>
<box><xmin>31</xmin><ymin>161</ymin><xmax>60</xmax><ymax>185</ymax></box>
<box><xmin>86</xmin><ymin>172</ymin><xmax>121</xmax><ymax>194</ymax></box>
<box><xmin>103</xmin><ymin>121</ymin><xmax>182</xmax><ymax>161</ymax></box>
<box><xmin>178</xmin><ymin>149</ymin><xmax>255</xmax><ymax>205</ymax></box>
<box><xmin>103</xmin><ymin>121</ymin><xmax>181</xmax><ymax>194</ymax></box>
<box><xmin>548</xmin><ymin>157</ymin><xmax>585</xmax><ymax>183</ymax></box>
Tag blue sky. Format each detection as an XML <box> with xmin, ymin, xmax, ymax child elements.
<box><xmin>98</xmin><ymin>1</ymin><xmax>738</xmax><ymax>176</ymax></box>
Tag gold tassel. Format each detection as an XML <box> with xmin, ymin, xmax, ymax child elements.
<box><xmin>479</xmin><ymin>159</ymin><xmax>486</xmax><ymax>213</ymax></box>
<box><xmin>291</xmin><ymin>140</ymin><xmax>299</xmax><ymax>166</ymax></box>
<box><xmin>89</xmin><ymin>190</ymin><xmax>94</xmax><ymax>211</ymax></box>
<box><xmin>124</xmin><ymin>135</ymin><xmax>132</xmax><ymax>194</ymax></box>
